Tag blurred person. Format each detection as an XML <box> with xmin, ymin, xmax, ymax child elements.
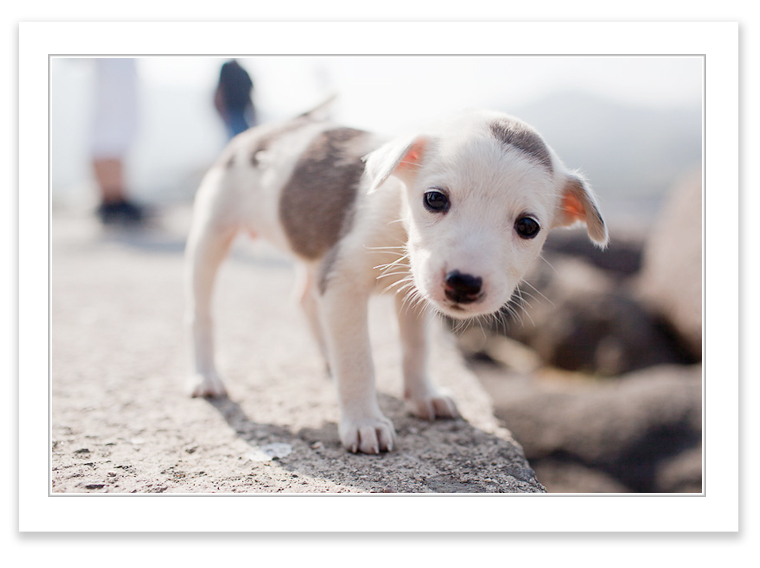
<box><xmin>90</xmin><ymin>57</ymin><xmax>145</xmax><ymax>226</ymax></box>
<box><xmin>214</xmin><ymin>59</ymin><xmax>256</xmax><ymax>139</ymax></box>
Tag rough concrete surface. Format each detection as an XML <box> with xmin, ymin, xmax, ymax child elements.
<box><xmin>51</xmin><ymin>206</ymin><xmax>544</xmax><ymax>494</ymax></box>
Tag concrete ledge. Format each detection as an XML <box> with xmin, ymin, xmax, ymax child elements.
<box><xmin>51</xmin><ymin>208</ymin><xmax>545</xmax><ymax>493</ymax></box>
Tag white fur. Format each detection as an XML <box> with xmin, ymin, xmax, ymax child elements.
<box><xmin>185</xmin><ymin>108</ymin><xmax>607</xmax><ymax>454</ymax></box>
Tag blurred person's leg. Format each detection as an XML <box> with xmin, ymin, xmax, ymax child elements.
<box><xmin>92</xmin><ymin>157</ymin><xmax>124</xmax><ymax>202</ymax></box>
<box><xmin>93</xmin><ymin>157</ymin><xmax>143</xmax><ymax>224</ymax></box>
<box><xmin>91</xmin><ymin>58</ymin><xmax>144</xmax><ymax>225</ymax></box>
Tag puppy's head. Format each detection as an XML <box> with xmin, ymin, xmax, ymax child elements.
<box><xmin>364</xmin><ymin>111</ymin><xmax>608</xmax><ymax>320</ymax></box>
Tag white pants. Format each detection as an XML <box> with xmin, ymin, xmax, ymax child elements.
<box><xmin>90</xmin><ymin>58</ymin><xmax>139</xmax><ymax>160</ymax></box>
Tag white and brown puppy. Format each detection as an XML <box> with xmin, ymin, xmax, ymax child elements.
<box><xmin>185</xmin><ymin>101</ymin><xmax>608</xmax><ymax>454</ymax></box>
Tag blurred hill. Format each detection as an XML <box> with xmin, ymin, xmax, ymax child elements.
<box><xmin>507</xmin><ymin>90</ymin><xmax>702</xmax><ymax>204</ymax></box>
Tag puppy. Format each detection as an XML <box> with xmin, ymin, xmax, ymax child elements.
<box><xmin>185</xmin><ymin>100</ymin><xmax>608</xmax><ymax>454</ymax></box>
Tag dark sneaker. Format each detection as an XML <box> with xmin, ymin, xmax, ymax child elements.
<box><xmin>97</xmin><ymin>198</ymin><xmax>146</xmax><ymax>226</ymax></box>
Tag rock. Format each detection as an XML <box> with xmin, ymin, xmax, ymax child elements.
<box><xmin>457</xmin><ymin>331</ymin><xmax>543</xmax><ymax>374</ymax></box>
<box><xmin>637</xmin><ymin>169</ymin><xmax>702</xmax><ymax>359</ymax></box>
<box><xmin>477</xmin><ymin>363</ymin><xmax>702</xmax><ymax>493</ymax></box>
<box><xmin>495</xmin><ymin>257</ymin><xmax>691</xmax><ymax>375</ymax></box>
<box><xmin>654</xmin><ymin>446</ymin><xmax>702</xmax><ymax>493</ymax></box>
<box><xmin>531</xmin><ymin>458</ymin><xmax>631</xmax><ymax>494</ymax></box>
<box><xmin>543</xmin><ymin>226</ymin><xmax>645</xmax><ymax>277</ymax></box>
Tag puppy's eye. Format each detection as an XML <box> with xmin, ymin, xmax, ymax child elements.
<box><xmin>514</xmin><ymin>216</ymin><xmax>540</xmax><ymax>239</ymax></box>
<box><xmin>423</xmin><ymin>190</ymin><xmax>450</xmax><ymax>213</ymax></box>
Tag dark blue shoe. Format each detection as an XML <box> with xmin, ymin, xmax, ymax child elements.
<box><xmin>97</xmin><ymin>198</ymin><xmax>146</xmax><ymax>226</ymax></box>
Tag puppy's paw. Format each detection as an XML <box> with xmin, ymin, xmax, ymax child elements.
<box><xmin>188</xmin><ymin>372</ymin><xmax>228</xmax><ymax>398</ymax></box>
<box><xmin>407</xmin><ymin>391</ymin><xmax>459</xmax><ymax>421</ymax></box>
<box><xmin>339</xmin><ymin>414</ymin><xmax>396</xmax><ymax>454</ymax></box>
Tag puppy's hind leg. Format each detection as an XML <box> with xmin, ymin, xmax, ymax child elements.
<box><xmin>293</xmin><ymin>263</ymin><xmax>329</xmax><ymax>370</ymax></box>
<box><xmin>395</xmin><ymin>293</ymin><xmax>459</xmax><ymax>420</ymax></box>
<box><xmin>185</xmin><ymin>216</ymin><xmax>238</xmax><ymax>398</ymax></box>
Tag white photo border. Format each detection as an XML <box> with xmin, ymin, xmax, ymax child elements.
<box><xmin>19</xmin><ymin>21</ymin><xmax>738</xmax><ymax>532</ymax></box>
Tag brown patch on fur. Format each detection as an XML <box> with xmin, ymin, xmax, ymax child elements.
<box><xmin>489</xmin><ymin>118</ymin><xmax>553</xmax><ymax>174</ymax></box>
<box><xmin>279</xmin><ymin>127</ymin><xmax>370</xmax><ymax>263</ymax></box>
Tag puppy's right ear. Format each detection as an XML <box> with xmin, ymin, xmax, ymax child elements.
<box><xmin>363</xmin><ymin>136</ymin><xmax>428</xmax><ymax>193</ymax></box>
<box><xmin>553</xmin><ymin>172</ymin><xmax>609</xmax><ymax>248</ymax></box>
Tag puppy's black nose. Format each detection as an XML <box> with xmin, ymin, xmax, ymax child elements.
<box><xmin>444</xmin><ymin>270</ymin><xmax>483</xmax><ymax>304</ymax></box>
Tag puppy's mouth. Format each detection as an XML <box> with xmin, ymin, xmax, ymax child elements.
<box><xmin>437</xmin><ymin>297</ymin><xmax>489</xmax><ymax>319</ymax></box>
<box><xmin>445</xmin><ymin>291</ymin><xmax>485</xmax><ymax>306</ymax></box>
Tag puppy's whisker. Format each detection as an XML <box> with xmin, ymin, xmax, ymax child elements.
<box><xmin>520</xmin><ymin>278</ymin><xmax>553</xmax><ymax>307</ymax></box>
<box><xmin>513</xmin><ymin>287</ymin><xmax>534</xmax><ymax>313</ymax></box>
<box><xmin>538</xmin><ymin>254</ymin><xmax>559</xmax><ymax>276</ymax></box>
<box><xmin>412</xmin><ymin>292</ymin><xmax>429</xmax><ymax>314</ymax></box>
<box><xmin>516</xmin><ymin>289</ymin><xmax>539</xmax><ymax>307</ymax></box>
<box><xmin>397</xmin><ymin>289</ymin><xmax>416</xmax><ymax>316</ymax></box>
<box><xmin>518</xmin><ymin>302</ymin><xmax>535</xmax><ymax>327</ymax></box>
<box><xmin>375</xmin><ymin>270</ymin><xmax>411</xmax><ymax>280</ymax></box>
<box><xmin>496</xmin><ymin>309</ymin><xmax>511</xmax><ymax>335</ymax></box>
<box><xmin>493</xmin><ymin>311</ymin><xmax>508</xmax><ymax>336</ymax></box>
<box><xmin>384</xmin><ymin>275</ymin><xmax>415</xmax><ymax>293</ymax></box>
<box><xmin>400</xmin><ymin>284</ymin><xmax>426</xmax><ymax>316</ymax></box>
<box><xmin>373</xmin><ymin>255</ymin><xmax>410</xmax><ymax>272</ymax></box>
<box><xmin>380</xmin><ymin>278</ymin><xmax>414</xmax><ymax>296</ymax></box>
<box><xmin>452</xmin><ymin>316</ymin><xmax>472</xmax><ymax>336</ymax></box>
<box><xmin>508</xmin><ymin>294</ymin><xmax>535</xmax><ymax>328</ymax></box>
<box><xmin>396</xmin><ymin>283</ymin><xmax>413</xmax><ymax>297</ymax></box>
<box><xmin>377</xmin><ymin>268</ymin><xmax>412</xmax><ymax>283</ymax></box>
<box><xmin>379</xmin><ymin>264</ymin><xmax>404</xmax><ymax>276</ymax></box>
<box><xmin>457</xmin><ymin>318</ymin><xmax>470</xmax><ymax>335</ymax></box>
<box><xmin>502</xmin><ymin>301</ymin><xmax>524</xmax><ymax>327</ymax></box>
<box><xmin>365</xmin><ymin>245</ymin><xmax>406</xmax><ymax>251</ymax></box>
<box><xmin>367</xmin><ymin>252</ymin><xmax>408</xmax><ymax>259</ymax></box>
<box><xmin>471</xmin><ymin>315</ymin><xmax>487</xmax><ymax>343</ymax></box>
<box><xmin>389</xmin><ymin>280</ymin><xmax>415</xmax><ymax>294</ymax></box>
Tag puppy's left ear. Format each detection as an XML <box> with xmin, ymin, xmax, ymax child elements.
<box><xmin>553</xmin><ymin>173</ymin><xmax>609</xmax><ymax>248</ymax></box>
<box><xmin>363</xmin><ymin>136</ymin><xmax>429</xmax><ymax>193</ymax></box>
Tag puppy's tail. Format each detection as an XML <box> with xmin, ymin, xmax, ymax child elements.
<box><xmin>297</xmin><ymin>93</ymin><xmax>339</xmax><ymax>122</ymax></box>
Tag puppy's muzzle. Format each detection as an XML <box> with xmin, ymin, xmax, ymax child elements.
<box><xmin>444</xmin><ymin>270</ymin><xmax>483</xmax><ymax>305</ymax></box>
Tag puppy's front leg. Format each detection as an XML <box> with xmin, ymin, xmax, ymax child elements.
<box><xmin>320</xmin><ymin>280</ymin><xmax>395</xmax><ymax>453</ymax></box>
<box><xmin>185</xmin><ymin>219</ymin><xmax>237</xmax><ymax>398</ymax></box>
<box><xmin>395</xmin><ymin>294</ymin><xmax>459</xmax><ymax>420</ymax></box>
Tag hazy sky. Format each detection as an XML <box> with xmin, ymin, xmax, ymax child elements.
<box><xmin>140</xmin><ymin>55</ymin><xmax>703</xmax><ymax>133</ymax></box>
<box><xmin>52</xmin><ymin>55</ymin><xmax>703</xmax><ymax>205</ymax></box>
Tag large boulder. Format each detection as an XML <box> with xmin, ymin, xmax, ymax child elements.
<box><xmin>492</xmin><ymin>256</ymin><xmax>692</xmax><ymax>375</ymax></box>
<box><xmin>636</xmin><ymin>170</ymin><xmax>703</xmax><ymax>359</ymax></box>
<box><xmin>477</xmin><ymin>363</ymin><xmax>702</xmax><ymax>493</ymax></box>
<box><xmin>542</xmin><ymin>227</ymin><xmax>644</xmax><ymax>277</ymax></box>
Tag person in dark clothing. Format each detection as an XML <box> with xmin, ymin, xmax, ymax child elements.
<box><xmin>214</xmin><ymin>59</ymin><xmax>256</xmax><ymax>139</ymax></box>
